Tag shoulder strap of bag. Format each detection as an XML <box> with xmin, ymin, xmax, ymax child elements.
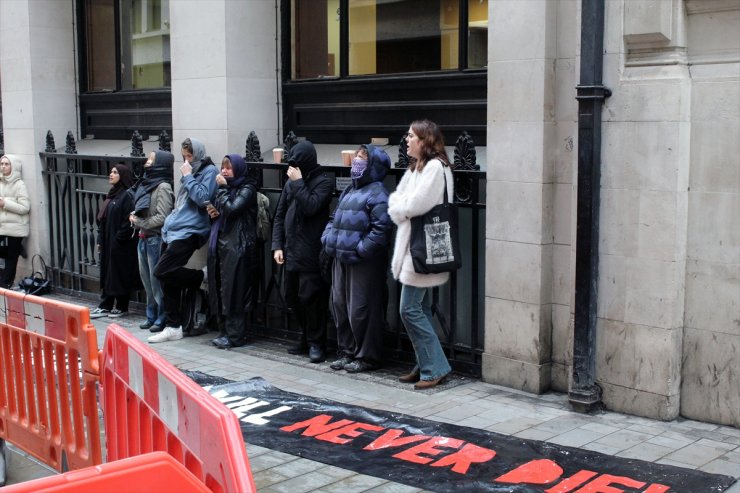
<box><xmin>32</xmin><ymin>254</ymin><xmax>47</xmax><ymax>278</ymax></box>
<box><xmin>441</xmin><ymin>165</ymin><xmax>450</xmax><ymax>205</ymax></box>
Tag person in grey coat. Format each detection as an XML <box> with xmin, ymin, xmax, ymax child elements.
<box><xmin>129</xmin><ymin>150</ymin><xmax>175</xmax><ymax>333</ymax></box>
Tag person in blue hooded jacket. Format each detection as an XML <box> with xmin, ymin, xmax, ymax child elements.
<box><xmin>149</xmin><ymin>138</ymin><xmax>218</xmax><ymax>343</ymax></box>
<box><xmin>321</xmin><ymin>144</ymin><xmax>393</xmax><ymax>372</ymax></box>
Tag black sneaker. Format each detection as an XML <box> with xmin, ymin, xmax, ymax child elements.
<box><xmin>330</xmin><ymin>355</ymin><xmax>354</xmax><ymax>371</ymax></box>
<box><xmin>139</xmin><ymin>320</ymin><xmax>154</xmax><ymax>330</ymax></box>
<box><xmin>212</xmin><ymin>336</ymin><xmax>233</xmax><ymax>349</ymax></box>
<box><xmin>308</xmin><ymin>344</ymin><xmax>326</xmax><ymax>363</ymax></box>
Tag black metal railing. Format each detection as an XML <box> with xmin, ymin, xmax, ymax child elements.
<box><xmin>40</xmin><ymin>129</ymin><xmax>486</xmax><ymax>376</ymax></box>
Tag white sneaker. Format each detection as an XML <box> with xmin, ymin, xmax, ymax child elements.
<box><xmin>108</xmin><ymin>309</ymin><xmax>128</xmax><ymax>318</ymax></box>
<box><xmin>147</xmin><ymin>326</ymin><xmax>183</xmax><ymax>343</ymax></box>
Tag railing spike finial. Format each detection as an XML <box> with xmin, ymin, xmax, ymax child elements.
<box><xmin>131</xmin><ymin>130</ymin><xmax>145</xmax><ymax>157</ymax></box>
<box><xmin>158</xmin><ymin>130</ymin><xmax>171</xmax><ymax>152</ymax></box>
<box><xmin>65</xmin><ymin>131</ymin><xmax>77</xmax><ymax>154</ymax></box>
<box><xmin>245</xmin><ymin>131</ymin><xmax>263</xmax><ymax>162</ymax></box>
<box><xmin>45</xmin><ymin>130</ymin><xmax>57</xmax><ymax>153</ymax></box>
<box><xmin>453</xmin><ymin>131</ymin><xmax>479</xmax><ymax>171</ymax></box>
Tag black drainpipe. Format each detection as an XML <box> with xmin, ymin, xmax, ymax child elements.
<box><xmin>569</xmin><ymin>0</ymin><xmax>611</xmax><ymax>413</ymax></box>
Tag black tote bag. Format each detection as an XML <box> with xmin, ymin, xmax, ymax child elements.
<box><xmin>409</xmin><ymin>170</ymin><xmax>462</xmax><ymax>274</ymax></box>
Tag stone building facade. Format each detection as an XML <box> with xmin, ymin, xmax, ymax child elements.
<box><xmin>0</xmin><ymin>0</ymin><xmax>737</xmax><ymax>426</ymax></box>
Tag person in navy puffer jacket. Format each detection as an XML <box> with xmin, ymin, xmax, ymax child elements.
<box><xmin>322</xmin><ymin>144</ymin><xmax>393</xmax><ymax>373</ymax></box>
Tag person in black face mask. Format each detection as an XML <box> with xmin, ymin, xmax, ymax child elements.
<box><xmin>271</xmin><ymin>141</ymin><xmax>333</xmax><ymax>362</ymax></box>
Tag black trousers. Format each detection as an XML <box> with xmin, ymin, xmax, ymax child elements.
<box><xmin>0</xmin><ymin>236</ymin><xmax>23</xmax><ymax>288</ymax></box>
<box><xmin>284</xmin><ymin>269</ymin><xmax>328</xmax><ymax>347</ymax></box>
<box><xmin>330</xmin><ymin>257</ymin><xmax>387</xmax><ymax>365</ymax></box>
<box><xmin>154</xmin><ymin>236</ymin><xmax>203</xmax><ymax>328</ymax></box>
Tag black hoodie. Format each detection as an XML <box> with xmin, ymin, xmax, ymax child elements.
<box><xmin>272</xmin><ymin>140</ymin><xmax>333</xmax><ymax>272</ymax></box>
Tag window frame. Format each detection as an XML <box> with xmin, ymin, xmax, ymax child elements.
<box><xmin>281</xmin><ymin>0</ymin><xmax>487</xmax><ymax>145</ymax></box>
<box><xmin>76</xmin><ymin>0</ymin><xmax>172</xmax><ymax>140</ymax></box>
<box><xmin>290</xmin><ymin>0</ymin><xmax>484</xmax><ymax>81</ymax></box>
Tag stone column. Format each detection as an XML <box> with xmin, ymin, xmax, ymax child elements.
<box><xmin>0</xmin><ymin>0</ymin><xmax>78</xmax><ymax>263</ymax></box>
<box><xmin>483</xmin><ymin>0</ymin><xmax>558</xmax><ymax>393</ymax></box>
<box><xmin>169</xmin><ymin>0</ymin><xmax>280</xmax><ymax>266</ymax></box>
<box><xmin>680</xmin><ymin>0</ymin><xmax>740</xmax><ymax>428</ymax></box>
<box><xmin>595</xmin><ymin>0</ymin><xmax>690</xmax><ymax>420</ymax></box>
<box><xmin>169</xmin><ymin>0</ymin><xmax>280</xmax><ymax>157</ymax></box>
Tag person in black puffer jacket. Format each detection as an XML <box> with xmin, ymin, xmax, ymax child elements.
<box><xmin>271</xmin><ymin>141</ymin><xmax>333</xmax><ymax>362</ymax></box>
<box><xmin>322</xmin><ymin>144</ymin><xmax>393</xmax><ymax>373</ymax></box>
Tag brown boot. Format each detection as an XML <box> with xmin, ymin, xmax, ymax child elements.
<box><xmin>398</xmin><ymin>368</ymin><xmax>421</xmax><ymax>383</ymax></box>
<box><xmin>414</xmin><ymin>374</ymin><xmax>448</xmax><ymax>390</ymax></box>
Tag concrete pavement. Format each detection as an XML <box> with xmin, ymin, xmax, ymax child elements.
<box><xmin>3</xmin><ymin>294</ymin><xmax>739</xmax><ymax>492</ymax></box>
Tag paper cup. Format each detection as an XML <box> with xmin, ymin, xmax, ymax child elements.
<box><xmin>273</xmin><ymin>148</ymin><xmax>284</xmax><ymax>163</ymax></box>
<box><xmin>341</xmin><ymin>150</ymin><xmax>355</xmax><ymax>166</ymax></box>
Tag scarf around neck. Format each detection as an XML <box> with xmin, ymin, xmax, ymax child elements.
<box><xmin>132</xmin><ymin>151</ymin><xmax>175</xmax><ymax>215</ymax></box>
<box><xmin>208</xmin><ymin>154</ymin><xmax>251</xmax><ymax>255</ymax></box>
<box><xmin>98</xmin><ymin>164</ymin><xmax>134</xmax><ymax>222</ymax></box>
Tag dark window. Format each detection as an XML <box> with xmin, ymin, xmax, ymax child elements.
<box><xmin>284</xmin><ymin>0</ymin><xmax>488</xmax><ymax>145</ymax></box>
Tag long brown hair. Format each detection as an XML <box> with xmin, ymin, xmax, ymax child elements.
<box><xmin>408</xmin><ymin>119</ymin><xmax>450</xmax><ymax>172</ymax></box>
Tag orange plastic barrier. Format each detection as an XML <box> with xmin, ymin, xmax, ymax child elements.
<box><xmin>1</xmin><ymin>451</ymin><xmax>211</xmax><ymax>492</ymax></box>
<box><xmin>0</xmin><ymin>288</ymin><xmax>101</xmax><ymax>472</ymax></box>
<box><xmin>100</xmin><ymin>324</ymin><xmax>256</xmax><ymax>493</ymax></box>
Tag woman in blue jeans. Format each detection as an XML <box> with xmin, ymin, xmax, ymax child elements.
<box><xmin>388</xmin><ymin>119</ymin><xmax>454</xmax><ymax>390</ymax></box>
<box><xmin>129</xmin><ymin>151</ymin><xmax>175</xmax><ymax>332</ymax></box>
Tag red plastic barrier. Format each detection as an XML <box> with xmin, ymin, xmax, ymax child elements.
<box><xmin>100</xmin><ymin>324</ymin><xmax>256</xmax><ymax>493</ymax></box>
<box><xmin>0</xmin><ymin>288</ymin><xmax>101</xmax><ymax>472</ymax></box>
<box><xmin>2</xmin><ymin>451</ymin><xmax>211</xmax><ymax>492</ymax></box>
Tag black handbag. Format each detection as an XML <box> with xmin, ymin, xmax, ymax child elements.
<box><xmin>409</xmin><ymin>170</ymin><xmax>462</xmax><ymax>274</ymax></box>
<box><xmin>18</xmin><ymin>254</ymin><xmax>51</xmax><ymax>295</ymax></box>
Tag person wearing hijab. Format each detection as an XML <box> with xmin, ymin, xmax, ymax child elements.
<box><xmin>321</xmin><ymin>144</ymin><xmax>393</xmax><ymax>373</ymax></box>
<box><xmin>129</xmin><ymin>151</ymin><xmax>175</xmax><ymax>332</ymax></box>
<box><xmin>150</xmin><ymin>138</ymin><xmax>218</xmax><ymax>343</ymax></box>
<box><xmin>206</xmin><ymin>154</ymin><xmax>259</xmax><ymax>349</ymax></box>
<box><xmin>90</xmin><ymin>163</ymin><xmax>141</xmax><ymax>318</ymax></box>
<box><xmin>0</xmin><ymin>155</ymin><xmax>31</xmax><ymax>289</ymax></box>
<box><xmin>271</xmin><ymin>140</ymin><xmax>333</xmax><ymax>363</ymax></box>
